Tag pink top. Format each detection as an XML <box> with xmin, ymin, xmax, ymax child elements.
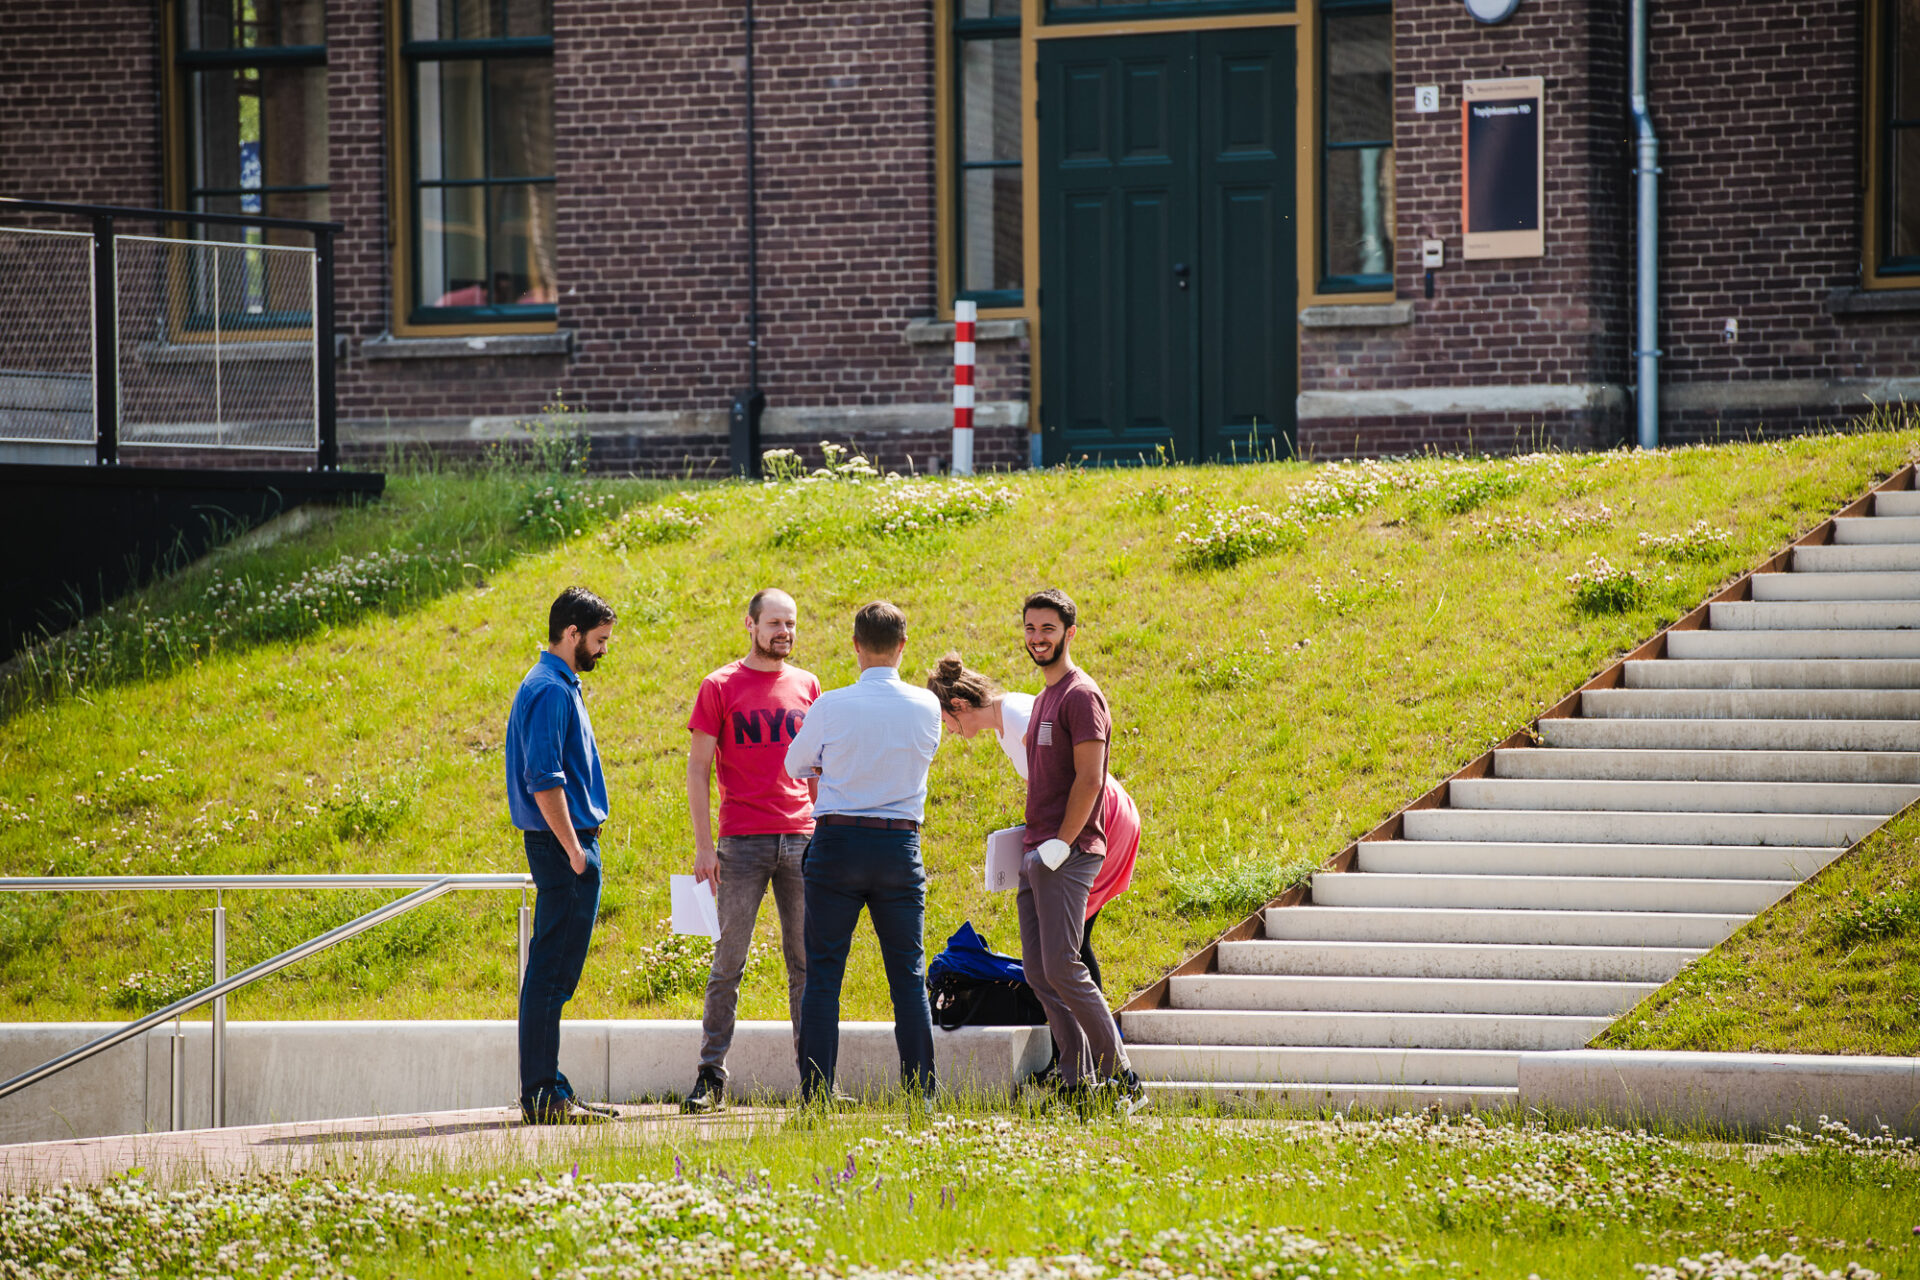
<box><xmin>688</xmin><ymin>661</ymin><xmax>821</xmax><ymax>836</ymax></box>
<box><xmin>1087</xmin><ymin>780</ymin><xmax>1140</xmax><ymax>919</ymax></box>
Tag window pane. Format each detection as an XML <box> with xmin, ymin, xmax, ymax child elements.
<box><xmin>420</xmin><ymin>185</ymin><xmax>488</xmax><ymax>307</ymax></box>
<box><xmin>961</xmin><ymin>0</ymin><xmax>1022</xmax><ymax>17</ymax></box>
<box><xmin>489</xmin><ymin>184</ymin><xmax>559</xmax><ymax>304</ymax></box>
<box><xmin>184</xmin><ymin>0</ymin><xmax>324</xmax><ymax>50</ymax></box>
<box><xmin>417</xmin><ymin>60</ymin><xmax>486</xmax><ymax>181</ymax></box>
<box><xmin>488</xmin><ymin>59</ymin><xmax>555</xmax><ymax>178</ymax></box>
<box><xmin>961</xmin><ymin>167</ymin><xmax>1023</xmax><ymax>293</ymax></box>
<box><xmin>1326</xmin><ymin>11</ymin><xmax>1392</xmax><ymax>144</ymax></box>
<box><xmin>1897</xmin><ymin>0</ymin><xmax>1920</xmax><ymax>120</ymax></box>
<box><xmin>961</xmin><ymin>37</ymin><xmax>1021</xmax><ymax>164</ymax></box>
<box><xmin>411</xmin><ymin>0</ymin><xmax>552</xmax><ymax>41</ymax></box>
<box><xmin>1892</xmin><ymin>128</ymin><xmax>1920</xmax><ymax>259</ymax></box>
<box><xmin>190</xmin><ymin>65</ymin><xmax>328</xmax><ymax>202</ymax></box>
<box><xmin>1325</xmin><ymin>145</ymin><xmax>1394</xmax><ymax>278</ymax></box>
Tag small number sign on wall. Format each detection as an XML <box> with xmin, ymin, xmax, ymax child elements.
<box><xmin>1461</xmin><ymin>77</ymin><xmax>1545</xmax><ymax>260</ymax></box>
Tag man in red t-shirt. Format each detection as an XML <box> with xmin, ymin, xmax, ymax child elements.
<box><xmin>1019</xmin><ymin>587</ymin><xmax>1145</xmax><ymax>1114</ymax></box>
<box><xmin>683</xmin><ymin>587</ymin><xmax>820</xmax><ymax>1113</ymax></box>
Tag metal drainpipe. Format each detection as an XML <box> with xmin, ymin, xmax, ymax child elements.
<box><xmin>1630</xmin><ymin>0</ymin><xmax>1661</xmax><ymax>449</ymax></box>
<box><xmin>728</xmin><ymin>0</ymin><xmax>766</xmax><ymax>477</ymax></box>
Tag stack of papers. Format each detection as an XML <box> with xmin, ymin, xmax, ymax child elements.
<box><xmin>669</xmin><ymin>874</ymin><xmax>720</xmax><ymax>938</ymax></box>
<box><xmin>984</xmin><ymin>826</ymin><xmax>1025</xmax><ymax>893</ymax></box>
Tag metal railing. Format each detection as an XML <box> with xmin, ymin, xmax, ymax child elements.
<box><xmin>0</xmin><ymin>196</ymin><xmax>343</xmax><ymax>469</ymax></box>
<box><xmin>0</xmin><ymin>874</ymin><xmax>532</xmax><ymax>1129</ymax></box>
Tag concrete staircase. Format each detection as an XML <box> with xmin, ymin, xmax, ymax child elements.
<box><xmin>1124</xmin><ymin>471</ymin><xmax>1920</xmax><ymax>1110</ymax></box>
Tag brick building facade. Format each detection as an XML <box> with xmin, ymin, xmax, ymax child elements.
<box><xmin>0</xmin><ymin>0</ymin><xmax>1914</xmax><ymax>474</ymax></box>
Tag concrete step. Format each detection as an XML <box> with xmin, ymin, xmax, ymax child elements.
<box><xmin>1752</xmin><ymin>571</ymin><xmax>1920</xmax><ymax>601</ymax></box>
<box><xmin>1667</xmin><ymin>629</ymin><xmax>1920</xmax><ymax>660</ymax></box>
<box><xmin>1789</xmin><ymin>545</ymin><xmax>1920</xmax><ymax>571</ymax></box>
<box><xmin>1356</xmin><ymin>839</ymin><xmax>1846</xmax><ymax>881</ymax></box>
<box><xmin>1216</xmin><ymin>938</ymin><xmax>1702</xmax><ymax>982</ymax></box>
<box><xmin>1540</xmin><ymin>716</ymin><xmax>1920</xmax><ymax>752</ymax></box>
<box><xmin>1168</xmin><ymin>972</ymin><xmax>1657</xmax><ymax>1016</ymax></box>
<box><xmin>1141</xmin><ymin>1079</ymin><xmax>1519</xmax><ymax>1114</ymax></box>
<box><xmin>1710</xmin><ymin>600</ymin><xmax>1920</xmax><ymax>629</ymax></box>
<box><xmin>1400</xmin><ymin>806</ymin><xmax>1881</xmax><ymax>847</ymax></box>
<box><xmin>1793</xmin><ymin>544</ymin><xmax>1920</xmax><ymax>573</ymax></box>
<box><xmin>1449</xmin><ymin>776</ymin><xmax>1915</xmax><ymax>815</ymax></box>
<box><xmin>1623</xmin><ymin>658</ymin><xmax>1920</xmax><ymax>689</ymax></box>
<box><xmin>1122</xmin><ymin>1008</ymin><xmax>1612</xmax><ymax>1051</ymax></box>
<box><xmin>1127</xmin><ymin>1043</ymin><xmax>1522</xmax><ymax>1086</ymax></box>
<box><xmin>1877</xmin><ymin>490</ymin><xmax>1920</xmax><ymax>517</ymax></box>
<box><xmin>1262</xmin><ymin>905</ymin><xmax>1744</xmax><ymax>947</ymax></box>
<box><xmin>1493</xmin><ymin>746</ymin><xmax>1920</xmax><ymax>784</ymax></box>
<box><xmin>1582</xmin><ymin>688</ymin><xmax>1920</xmax><ymax>720</ymax></box>
<box><xmin>1310</xmin><ymin>871</ymin><xmax>1792</xmax><ymax>914</ymax></box>
<box><xmin>1834</xmin><ymin>515</ymin><xmax>1920</xmax><ymax>543</ymax></box>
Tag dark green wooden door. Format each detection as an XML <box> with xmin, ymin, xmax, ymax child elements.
<box><xmin>1039</xmin><ymin>28</ymin><xmax>1296</xmax><ymax>465</ymax></box>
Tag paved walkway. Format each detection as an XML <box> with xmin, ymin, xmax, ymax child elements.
<box><xmin>0</xmin><ymin>1104</ymin><xmax>794</xmax><ymax>1191</ymax></box>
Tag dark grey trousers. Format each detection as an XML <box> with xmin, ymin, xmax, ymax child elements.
<box><xmin>1017</xmin><ymin>846</ymin><xmax>1129</xmax><ymax>1086</ymax></box>
<box><xmin>698</xmin><ymin>832</ymin><xmax>809</xmax><ymax>1078</ymax></box>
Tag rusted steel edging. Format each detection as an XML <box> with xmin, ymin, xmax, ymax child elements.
<box><xmin>1118</xmin><ymin>460</ymin><xmax>1917</xmax><ymax>1015</ymax></box>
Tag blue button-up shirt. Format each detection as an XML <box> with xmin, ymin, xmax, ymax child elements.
<box><xmin>505</xmin><ymin>651</ymin><xmax>610</xmax><ymax>833</ymax></box>
<box><xmin>784</xmin><ymin>666</ymin><xmax>942</xmax><ymax>823</ymax></box>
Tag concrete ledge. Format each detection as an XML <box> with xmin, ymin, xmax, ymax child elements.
<box><xmin>360</xmin><ymin>331</ymin><xmax>574</xmax><ymax>360</ymax></box>
<box><xmin>1663</xmin><ymin>377</ymin><xmax>1920</xmax><ymax>413</ymax></box>
<box><xmin>903</xmin><ymin>317</ymin><xmax>1028</xmax><ymax>344</ymax></box>
<box><xmin>1517</xmin><ymin>1049</ymin><xmax>1920</xmax><ymax>1138</ymax></box>
<box><xmin>0</xmin><ymin>1020</ymin><xmax>1049</xmax><ymax>1144</ymax></box>
<box><xmin>1298</xmin><ymin>383</ymin><xmax>1627</xmax><ymax>420</ymax></box>
<box><xmin>1827</xmin><ymin>287</ymin><xmax>1920</xmax><ymax>316</ymax></box>
<box><xmin>1299</xmin><ymin>301</ymin><xmax>1414</xmax><ymax>328</ymax></box>
<box><xmin>342</xmin><ymin>400</ymin><xmax>1029</xmax><ymax>446</ymax></box>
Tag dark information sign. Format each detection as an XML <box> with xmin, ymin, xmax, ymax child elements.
<box><xmin>1461</xmin><ymin>77</ymin><xmax>1544</xmax><ymax>259</ymax></box>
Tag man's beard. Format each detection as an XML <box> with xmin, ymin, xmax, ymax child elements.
<box><xmin>1027</xmin><ymin>637</ymin><xmax>1067</xmax><ymax>669</ymax></box>
<box><xmin>574</xmin><ymin>638</ymin><xmax>599</xmax><ymax>672</ymax></box>
<box><xmin>753</xmin><ymin>635</ymin><xmax>792</xmax><ymax>663</ymax></box>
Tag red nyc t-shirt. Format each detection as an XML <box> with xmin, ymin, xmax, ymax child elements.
<box><xmin>688</xmin><ymin>661</ymin><xmax>821</xmax><ymax>837</ymax></box>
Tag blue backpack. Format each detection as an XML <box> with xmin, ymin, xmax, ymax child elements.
<box><xmin>926</xmin><ymin>922</ymin><xmax>1048</xmax><ymax>1030</ymax></box>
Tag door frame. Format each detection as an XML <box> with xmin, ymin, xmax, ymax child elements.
<box><xmin>931</xmin><ymin>2</ymin><xmax>1394</xmax><ymax>459</ymax></box>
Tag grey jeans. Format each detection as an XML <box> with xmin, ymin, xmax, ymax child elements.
<box><xmin>1016</xmin><ymin>846</ymin><xmax>1130</xmax><ymax>1086</ymax></box>
<box><xmin>699</xmin><ymin>832</ymin><xmax>809</xmax><ymax>1077</ymax></box>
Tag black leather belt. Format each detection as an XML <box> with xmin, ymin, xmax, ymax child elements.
<box><xmin>817</xmin><ymin>814</ymin><xmax>919</xmax><ymax>832</ymax></box>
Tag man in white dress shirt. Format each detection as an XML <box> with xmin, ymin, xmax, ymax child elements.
<box><xmin>783</xmin><ymin>601</ymin><xmax>943</xmax><ymax>1103</ymax></box>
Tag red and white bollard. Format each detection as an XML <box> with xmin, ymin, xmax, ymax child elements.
<box><xmin>952</xmin><ymin>300</ymin><xmax>975</xmax><ymax>476</ymax></box>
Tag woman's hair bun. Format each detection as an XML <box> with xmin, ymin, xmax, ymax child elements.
<box><xmin>935</xmin><ymin>652</ymin><xmax>967</xmax><ymax>680</ymax></box>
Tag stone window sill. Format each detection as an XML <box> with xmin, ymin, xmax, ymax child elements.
<box><xmin>138</xmin><ymin>334</ymin><xmax>348</xmax><ymax>363</ymax></box>
<box><xmin>361</xmin><ymin>331</ymin><xmax>574</xmax><ymax>360</ymax></box>
<box><xmin>903</xmin><ymin>317</ymin><xmax>1028</xmax><ymax>345</ymax></box>
<box><xmin>1827</xmin><ymin>287</ymin><xmax>1920</xmax><ymax>316</ymax></box>
<box><xmin>1299</xmin><ymin>301</ymin><xmax>1414</xmax><ymax>328</ymax></box>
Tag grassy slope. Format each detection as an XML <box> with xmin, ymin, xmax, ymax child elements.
<box><xmin>1596</xmin><ymin>802</ymin><xmax>1920</xmax><ymax>1056</ymax></box>
<box><xmin>0</xmin><ymin>431</ymin><xmax>1913</xmax><ymax>1028</ymax></box>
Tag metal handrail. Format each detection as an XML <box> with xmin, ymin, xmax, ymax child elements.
<box><xmin>0</xmin><ymin>873</ymin><xmax>534</xmax><ymax>1128</ymax></box>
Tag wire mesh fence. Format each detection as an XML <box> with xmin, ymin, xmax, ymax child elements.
<box><xmin>116</xmin><ymin>235</ymin><xmax>318</xmax><ymax>453</ymax></box>
<box><xmin>0</xmin><ymin>228</ymin><xmax>94</xmax><ymax>446</ymax></box>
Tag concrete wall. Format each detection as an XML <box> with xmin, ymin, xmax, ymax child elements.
<box><xmin>1518</xmin><ymin>1050</ymin><xmax>1920</xmax><ymax>1139</ymax></box>
<box><xmin>0</xmin><ymin>1020</ymin><xmax>1050</xmax><ymax>1145</ymax></box>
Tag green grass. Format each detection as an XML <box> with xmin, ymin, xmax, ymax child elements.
<box><xmin>0</xmin><ymin>425</ymin><xmax>1915</xmax><ymax>1026</ymax></box>
<box><xmin>4</xmin><ymin>1106</ymin><xmax>1916</xmax><ymax>1279</ymax></box>
<box><xmin>1596</xmin><ymin>801</ymin><xmax>1920</xmax><ymax>1057</ymax></box>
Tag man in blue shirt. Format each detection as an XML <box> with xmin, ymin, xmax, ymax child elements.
<box><xmin>505</xmin><ymin>586</ymin><xmax>618</xmax><ymax>1124</ymax></box>
<box><xmin>784</xmin><ymin>601</ymin><xmax>943</xmax><ymax>1105</ymax></box>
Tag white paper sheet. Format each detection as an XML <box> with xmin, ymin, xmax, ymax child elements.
<box><xmin>984</xmin><ymin>825</ymin><xmax>1026</xmax><ymax>893</ymax></box>
<box><xmin>670</xmin><ymin>874</ymin><xmax>721</xmax><ymax>938</ymax></box>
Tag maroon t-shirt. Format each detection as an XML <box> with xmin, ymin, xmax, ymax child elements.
<box><xmin>1023</xmin><ymin>667</ymin><xmax>1112</xmax><ymax>857</ymax></box>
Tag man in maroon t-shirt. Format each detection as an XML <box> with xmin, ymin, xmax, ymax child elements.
<box><xmin>683</xmin><ymin>587</ymin><xmax>821</xmax><ymax>1113</ymax></box>
<box><xmin>1019</xmin><ymin>588</ymin><xmax>1145</xmax><ymax>1113</ymax></box>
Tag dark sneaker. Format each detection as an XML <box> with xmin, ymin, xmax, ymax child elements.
<box><xmin>682</xmin><ymin>1068</ymin><xmax>726</xmax><ymax>1115</ymax></box>
<box><xmin>1109</xmin><ymin>1069</ymin><xmax>1151</xmax><ymax>1117</ymax></box>
<box><xmin>521</xmin><ymin>1093</ymin><xmax>612</xmax><ymax>1125</ymax></box>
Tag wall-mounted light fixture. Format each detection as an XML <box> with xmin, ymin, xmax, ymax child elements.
<box><xmin>1464</xmin><ymin>0</ymin><xmax>1522</xmax><ymax>23</ymax></box>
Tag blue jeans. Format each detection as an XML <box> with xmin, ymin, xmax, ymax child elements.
<box><xmin>797</xmin><ymin>824</ymin><xmax>936</xmax><ymax>1099</ymax></box>
<box><xmin>518</xmin><ymin>828</ymin><xmax>601</xmax><ymax>1101</ymax></box>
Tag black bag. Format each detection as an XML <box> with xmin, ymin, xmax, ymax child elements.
<box><xmin>928</xmin><ymin>971</ymin><xmax>1049</xmax><ymax>1032</ymax></box>
<box><xmin>925</xmin><ymin>922</ymin><xmax>1049</xmax><ymax>1031</ymax></box>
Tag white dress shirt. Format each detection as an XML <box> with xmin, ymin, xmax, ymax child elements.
<box><xmin>784</xmin><ymin>666</ymin><xmax>943</xmax><ymax>822</ymax></box>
